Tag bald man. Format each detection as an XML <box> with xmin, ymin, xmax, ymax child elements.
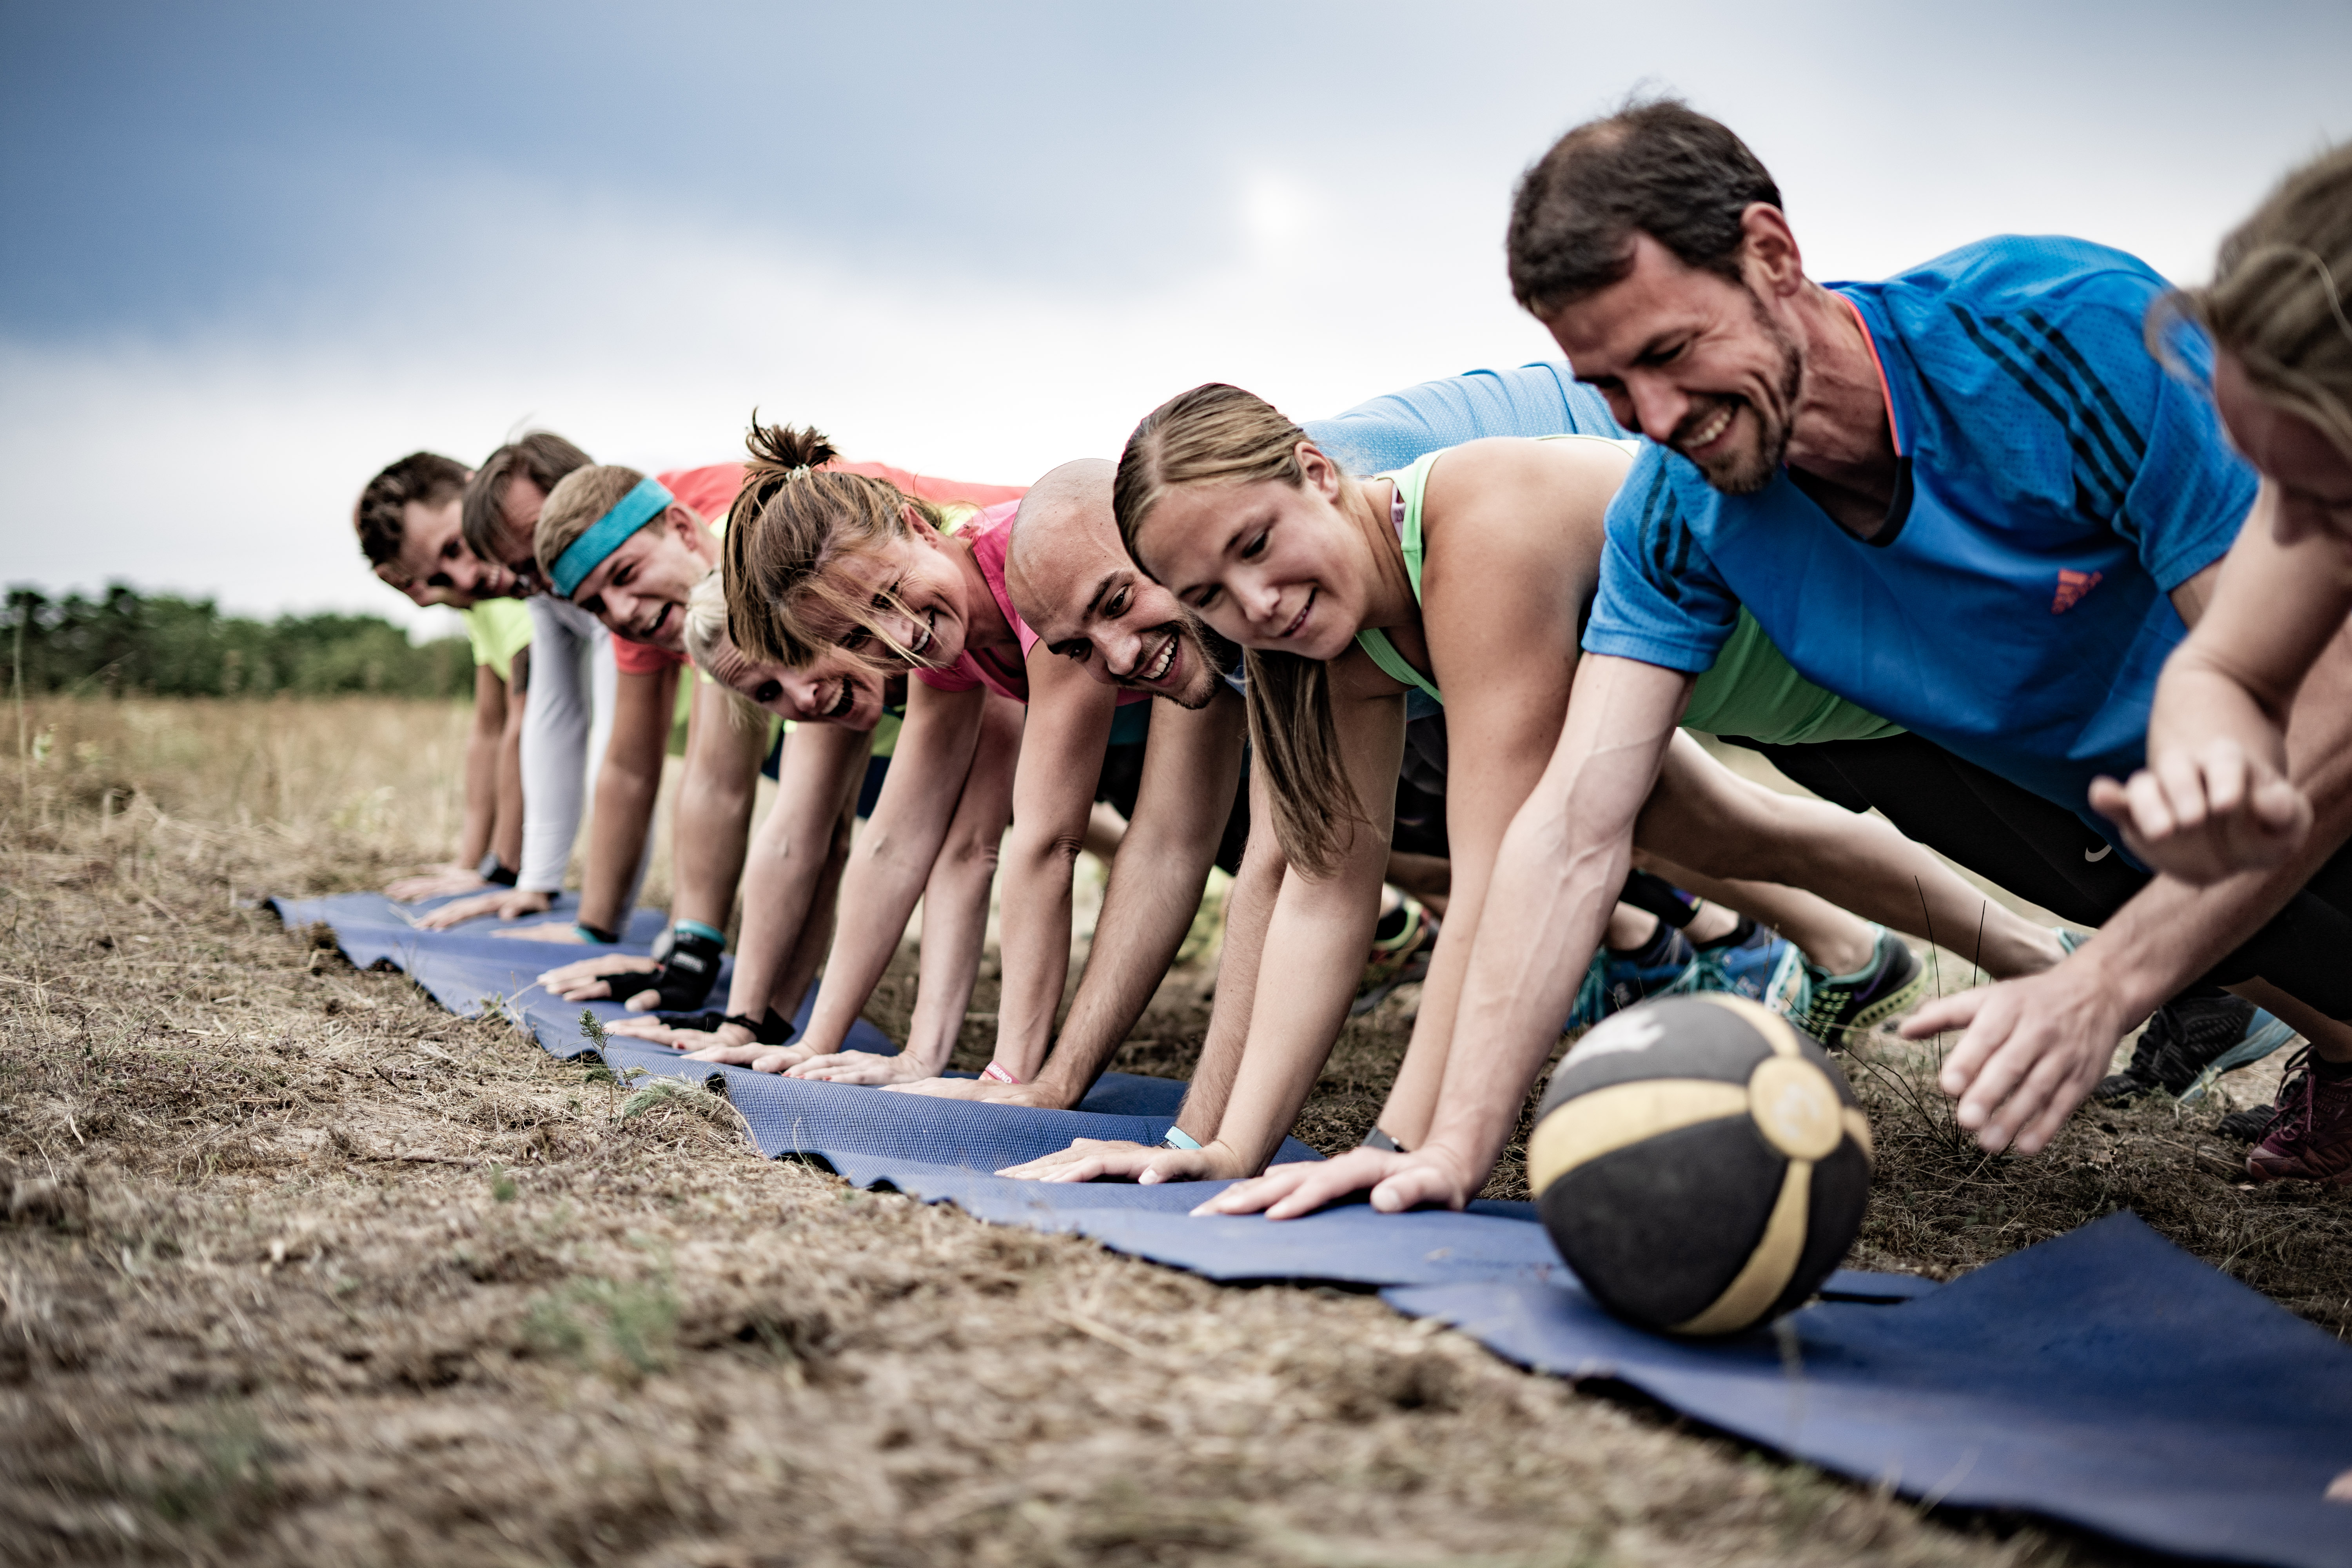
<box><xmin>892</xmin><ymin>461</ymin><xmax>1256</xmax><ymax>1128</ymax></box>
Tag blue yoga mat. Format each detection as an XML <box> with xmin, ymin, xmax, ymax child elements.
<box><xmin>827</xmin><ymin>1151</ymin><xmax>1930</xmax><ymax>1300</ymax></box>
<box><xmin>1385</xmin><ymin>1212</ymin><xmax>2352</xmax><ymax>1568</ymax></box>
<box><xmin>271</xmin><ymin>889</ymin><xmax>894</xmax><ymax>1057</ymax></box>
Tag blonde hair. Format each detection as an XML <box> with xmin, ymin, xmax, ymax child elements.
<box><xmin>534</xmin><ymin>464</ymin><xmax>655</xmax><ymax>591</ymax></box>
<box><xmin>1114</xmin><ymin>382</ymin><xmax>1368</xmax><ymax>877</ymax></box>
<box><xmin>2157</xmin><ymin>143</ymin><xmax>2352</xmax><ymax>463</ymax></box>
<box><xmin>722</xmin><ymin>420</ymin><xmax>951</xmax><ymax>668</ymax></box>
<box><xmin>684</xmin><ymin>570</ymin><xmax>732</xmax><ymax>673</ymax></box>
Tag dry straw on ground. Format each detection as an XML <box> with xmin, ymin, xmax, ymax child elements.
<box><xmin>2</xmin><ymin>696</ymin><xmax>2344</xmax><ymax>1567</ymax></box>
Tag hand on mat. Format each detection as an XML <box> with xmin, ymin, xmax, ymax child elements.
<box><xmin>603</xmin><ymin>1015</ymin><xmax>751</xmax><ymax>1052</ymax></box>
<box><xmin>996</xmin><ymin>1139</ymin><xmax>1205</xmax><ymax>1183</ymax></box>
<box><xmin>414</xmin><ymin>887</ymin><xmax>553</xmax><ymax>930</ymax></box>
<box><xmin>385</xmin><ymin>864</ymin><xmax>487</xmax><ymax>902</ymax></box>
<box><xmin>2088</xmin><ymin>742</ymin><xmax>2311</xmax><ymax>886</ymax></box>
<box><xmin>787</xmin><ymin>1050</ymin><xmax>933</xmax><ymax>1085</ymax></box>
<box><xmin>1900</xmin><ymin>960</ymin><xmax>2128</xmax><ymax>1155</ymax></box>
<box><xmin>1192</xmin><ymin>1146</ymin><xmax>1477</xmax><ymax>1219</ymax></box>
<box><xmin>538</xmin><ymin>953</ymin><xmax>662</xmax><ymax>1006</ymax></box>
<box><xmin>682</xmin><ymin>1039</ymin><xmax>811</xmax><ymax>1074</ymax></box>
<box><xmin>494</xmin><ymin>919</ymin><xmax>590</xmax><ymax>943</ymax></box>
<box><xmin>884</xmin><ymin>1076</ymin><xmax>1065</xmax><ymax>1108</ymax></box>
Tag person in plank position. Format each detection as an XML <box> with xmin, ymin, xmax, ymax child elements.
<box><xmin>425</xmin><ymin>432</ymin><xmax>629</xmax><ymax>933</ymax></box>
<box><xmin>1236</xmin><ymin>101</ymin><xmax>2352</xmax><ymax>1223</ymax></box>
<box><xmin>2036</xmin><ymin>145</ymin><xmax>2352</xmax><ymax>1182</ymax></box>
<box><xmin>701</xmin><ymin>427</ymin><xmax>1230</xmax><ymax>1087</ymax></box>
<box><xmin>1018</xmin><ymin>386</ymin><xmax>2062</xmax><ymax>1191</ymax></box>
<box><xmin>350</xmin><ymin>450</ymin><xmax>532</xmax><ymax>901</ymax></box>
<box><xmin>604</xmin><ymin>576</ymin><xmax>904</xmax><ymax>1049</ymax></box>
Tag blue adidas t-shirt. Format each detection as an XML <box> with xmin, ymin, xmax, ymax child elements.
<box><xmin>1582</xmin><ymin>235</ymin><xmax>2257</xmax><ymax>841</ymax></box>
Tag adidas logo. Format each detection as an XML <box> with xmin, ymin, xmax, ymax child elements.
<box><xmin>2052</xmin><ymin>569</ymin><xmax>2103</xmax><ymax>613</ymax></box>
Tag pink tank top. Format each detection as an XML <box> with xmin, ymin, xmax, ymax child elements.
<box><xmin>913</xmin><ymin>502</ymin><xmax>1149</xmax><ymax>707</ymax></box>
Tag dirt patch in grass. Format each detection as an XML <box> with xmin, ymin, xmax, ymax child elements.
<box><xmin>1</xmin><ymin>697</ymin><xmax>2336</xmax><ymax>1566</ymax></box>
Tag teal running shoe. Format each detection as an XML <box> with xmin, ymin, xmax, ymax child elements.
<box><xmin>1670</xmin><ymin>917</ymin><xmax>1811</xmax><ymax>1018</ymax></box>
<box><xmin>1566</xmin><ymin>926</ymin><xmax>1697</xmax><ymax>1029</ymax></box>
<box><xmin>1793</xmin><ymin>925</ymin><xmax>1927</xmax><ymax>1048</ymax></box>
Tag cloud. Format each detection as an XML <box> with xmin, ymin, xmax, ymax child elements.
<box><xmin>0</xmin><ymin>164</ymin><xmax>1555</xmax><ymax>630</ymax></box>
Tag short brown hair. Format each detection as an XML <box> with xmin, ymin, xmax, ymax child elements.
<box><xmin>722</xmin><ymin>419</ymin><xmax>949</xmax><ymax>668</ymax></box>
<box><xmin>1115</xmin><ymin>383</ymin><xmax>1370</xmax><ymax>878</ymax></box>
<box><xmin>462</xmin><ymin>431</ymin><xmax>593</xmax><ymax>563</ymax></box>
<box><xmin>2158</xmin><ymin>143</ymin><xmax>2352</xmax><ymax>463</ymax></box>
<box><xmin>353</xmin><ymin>451</ymin><xmax>470</xmax><ymax>570</ymax></box>
<box><xmin>534</xmin><ymin>463</ymin><xmax>652</xmax><ymax>592</ymax></box>
<box><xmin>1507</xmin><ymin>98</ymin><xmax>1782</xmax><ymax>316</ymax></box>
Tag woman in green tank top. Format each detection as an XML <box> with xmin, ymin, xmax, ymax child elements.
<box><xmin>1104</xmin><ymin>385</ymin><xmax>2059</xmax><ymax>1194</ymax></box>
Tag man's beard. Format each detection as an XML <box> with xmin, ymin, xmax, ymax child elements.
<box><xmin>1672</xmin><ymin>291</ymin><xmax>1804</xmax><ymax>496</ymax></box>
<box><xmin>1125</xmin><ymin>617</ymin><xmax>1227</xmax><ymax>710</ymax></box>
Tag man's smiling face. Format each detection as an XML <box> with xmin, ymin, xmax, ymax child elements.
<box><xmin>1543</xmin><ymin>231</ymin><xmax>1804</xmax><ymax>495</ymax></box>
<box><xmin>386</xmin><ymin>494</ymin><xmax>516</xmax><ymax>604</ymax></box>
<box><xmin>569</xmin><ymin>508</ymin><xmax>720</xmax><ymax>653</ymax></box>
<box><xmin>1015</xmin><ymin>541</ymin><xmax>1225</xmax><ymax>709</ymax></box>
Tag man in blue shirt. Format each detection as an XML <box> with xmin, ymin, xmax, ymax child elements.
<box><xmin>1279</xmin><ymin>100</ymin><xmax>2352</xmax><ymax>1218</ymax></box>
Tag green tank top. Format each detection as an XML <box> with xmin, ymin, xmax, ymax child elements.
<box><xmin>1352</xmin><ymin>440</ymin><xmax>1903</xmax><ymax>747</ymax></box>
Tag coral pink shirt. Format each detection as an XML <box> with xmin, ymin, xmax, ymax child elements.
<box><xmin>913</xmin><ymin>501</ymin><xmax>1149</xmax><ymax>707</ymax></box>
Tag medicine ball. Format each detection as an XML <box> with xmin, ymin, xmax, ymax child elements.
<box><xmin>1528</xmin><ymin>993</ymin><xmax>1872</xmax><ymax>1336</ymax></box>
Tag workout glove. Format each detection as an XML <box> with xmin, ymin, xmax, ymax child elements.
<box><xmin>642</xmin><ymin>921</ymin><xmax>726</xmax><ymax>1011</ymax></box>
<box><xmin>653</xmin><ymin>1007</ymin><xmax>797</xmax><ymax>1045</ymax></box>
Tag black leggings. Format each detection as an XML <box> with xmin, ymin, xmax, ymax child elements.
<box><xmin>1722</xmin><ymin>731</ymin><xmax>2352</xmax><ymax>1020</ymax></box>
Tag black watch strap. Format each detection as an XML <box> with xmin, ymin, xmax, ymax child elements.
<box><xmin>1361</xmin><ymin>1126</ymin><xmax>1408</xmax><ymax>1154</ymax></box>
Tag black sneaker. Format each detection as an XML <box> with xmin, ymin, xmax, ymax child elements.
<box><xmin>2091</xmin><ymin>992</ymin><xmax>2258</xmax><ymax>1105</ymax></box>
<box><xmin>2217</xmin><ymin>1047</ymin><xmax>2310</xmax><ymax>1143</ymax></box>
<box><xmin>2218</xmin><ymin>1102</ymin><xmax>2283</xmax><ymax>1143</ymax></box>
<box><xmin>1793</xmin><ymin>926</ymin><xmax>1926</xmax><ymax>1049</ymax></box>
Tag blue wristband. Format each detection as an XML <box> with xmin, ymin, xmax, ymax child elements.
<box><xmin>573</xmin><ymin>922</ymin><xmax>619</xmax><ymax>945</ymax></box>
<box><xmin>1161</xmin><ymin>1126</ymin><xmax>1203</xmax><ymax>1151</ymax></box>
<box><xmin>673</xmin><ymin>918</ymin><xmax>728</xmax><ymax>946</ymax></box>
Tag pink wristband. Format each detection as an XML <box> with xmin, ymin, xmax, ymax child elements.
<box><xmin>979</xmin><ymin>1061</ymin><xmax>1021</xmax><ymax>1084</ymax></box>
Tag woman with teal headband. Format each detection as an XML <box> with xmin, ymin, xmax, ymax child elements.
<box><xmin>531</xmin><ymin>446</ymin><xmax>1033</xmax><ymax>1076</ymax></box>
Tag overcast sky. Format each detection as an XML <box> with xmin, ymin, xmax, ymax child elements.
<box><xmin>5</xmin><ymin>0</ymin><xmax>2347</xmax><ymax>636</ymax></box>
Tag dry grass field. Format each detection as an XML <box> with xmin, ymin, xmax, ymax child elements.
<box><xmin>2</xmin><ymin>695</ymin><xmax>2346</xmax><ymax>1567</ymax></box>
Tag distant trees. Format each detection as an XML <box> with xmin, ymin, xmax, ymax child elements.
<box><xmin>4</xmin><ymin>584</ymin><xmax>473</xmax><ymax>699</ymax></box>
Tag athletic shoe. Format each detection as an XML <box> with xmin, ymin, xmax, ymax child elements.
<box><xmin>1566</xmin><ymin>926</ymin><xmax>1697</xmax><ymax>1030</ymax></box>
<box><xmin>2246</xmin><ymin>1049</ymin><xmax>2352</xmax><ymax>1185</ymax></box>
<box><xmin>1352</xmin><ymin>896</ymin><xmax>1437</xmax><ymax>1016</ymax></box>
<box><xmin>1669</xmin><ymin>917</ymin><xmax>1810</xmax><ymax>1018</ymax></box>
<box><xmin>1792</xmin><ymin>926</ymin><xmax>1926</xmax><ymax>1048</ymax></box>
<box><xmin>2091</xmin><ymin>993</ymin><xmax>2268</xmax><ymax>1105</ymax></box>
<box><xmin>2218</xmin><ymin>1102</ymin><xmax>2283</xmax><ymax>1144</ymax></box>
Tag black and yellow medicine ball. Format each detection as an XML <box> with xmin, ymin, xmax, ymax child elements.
<box><xmin>1529</xmin><ymin>993</ymin><xmax>1873</xmax><ymax>1336</ymax></box>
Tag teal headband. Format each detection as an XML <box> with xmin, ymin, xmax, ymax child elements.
<box><xmin>551</xmin><ymin>477</ymin><xmax>675</xmax><ymax>598</ymax></box>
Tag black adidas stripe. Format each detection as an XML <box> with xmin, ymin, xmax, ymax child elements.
<box><xmin>1637</xmin><ymin>463</ymin><xmax>1685</xmax><ymax>605</ymax></box>
<box><xmin>1949</xmin><ymin>305</ymin><xmax>2136</xmax><ymax>523</ymax></box>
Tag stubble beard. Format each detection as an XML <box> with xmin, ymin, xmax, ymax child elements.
<box><xmin>1686</xmin><ymin>292</ymin><xmax>1806</xmax><ymax>497</ymax></box>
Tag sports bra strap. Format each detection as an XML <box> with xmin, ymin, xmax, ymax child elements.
<box><xmin>1356</xmin><ymin>626</ymin><xmax>1444</xmax><ymax>707</ymax></box>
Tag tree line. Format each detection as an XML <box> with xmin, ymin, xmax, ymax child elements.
<box><xmin>4</xmin><ymin>584</ymin><xmax>473</xmax><ymax>700</ymax></box>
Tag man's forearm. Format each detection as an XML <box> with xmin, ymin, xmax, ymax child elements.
<box><xmin>670</xmin><ymin>769</ymin><xmax>755</xmax><ymax>931</ymax></box>
<box><xmin>1026</xmin><ymin>824</ymin><xmax>1219</xmax><ymax>1108</ymax></box>
<box><xmin>991</xmin><ymin>832</ymin><xmax>1082</xmax><ymax>1081</ymax></box>
<box><xmin>459</xmin><ymin>718</ymin><xmax>499</xmax><ymax>867</ymax></box>
<box><xmin>493</xmin><ymin>677</ymin><xmax>527</xmax><ymax>873</ymax></box>
<box><xmin>577</xmin><ymin>763</ymin><xmax>662</xmax><ymax>933</ymax></box>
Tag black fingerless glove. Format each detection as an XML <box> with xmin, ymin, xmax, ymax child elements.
<box><xmin>642</xmin><ymin>920</ymin><xmax>726</xmax><ymax>1010</ymax></box>
<box><xmin>653</xmin><ymin>1007</ymin><xmax>796</xmax><ymax>1045</ymax></box>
